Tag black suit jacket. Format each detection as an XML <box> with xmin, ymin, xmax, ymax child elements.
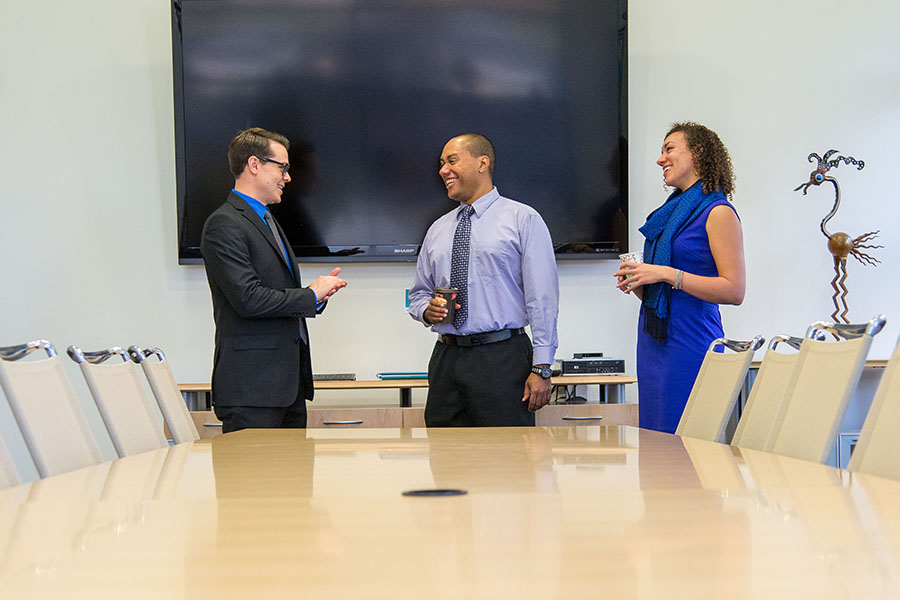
<box><xmin>200</xmin><ymin>192</ymin><xmax>322</xmax><ymax>408</ymax></box>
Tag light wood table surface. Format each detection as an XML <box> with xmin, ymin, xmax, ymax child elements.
<box><xmin>3</xmin><ymin>426</ymin><xmax>900</xmax><ymax>598</ymax></box>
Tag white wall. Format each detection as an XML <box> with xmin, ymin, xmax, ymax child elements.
<box><xmin>628</xmin><ymin>0</ymin><xmax>900</xmax><ymax>353</ymax></box>
<box><xmin>1</xmin><ymin>1</ymin><xmax>898</xmax><ymax>478</ymax></box>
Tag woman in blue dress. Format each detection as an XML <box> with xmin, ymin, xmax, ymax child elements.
<box><xmin>615</xmin><ymin>122</ymin><xmax>746</xmax><ymax>433</ymax></box>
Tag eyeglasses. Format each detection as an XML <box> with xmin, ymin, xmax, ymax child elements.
<box><xmin>255</xmin><ymin>156</ymin><xmax>290</xmax><ymax>176</ymax></box>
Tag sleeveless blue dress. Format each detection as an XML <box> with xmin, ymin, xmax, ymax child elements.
<box><xmin>636</xmin><ymin>198</ymin><xmax>737</xmax><ymax>433</ymax></box>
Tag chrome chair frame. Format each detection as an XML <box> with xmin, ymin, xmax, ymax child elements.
<box><xmin>67</xmin><ymin>345</ymin><xmax>130</xmax><ymax>365</ymax></box>
<box><xmin>0</xmin><ymin>339</ymin><xmax>57</xmax><ymax>361</ymax></box>
<box><xmin>807</xmin><ymin>316</ymin><xmax>886</xmax><ymax>341</ymax></box>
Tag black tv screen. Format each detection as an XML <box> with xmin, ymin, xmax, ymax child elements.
<box><xmin>172</xmin><ymin>0</ymin><xmax>627</xmax><ymax>263</ymax></box>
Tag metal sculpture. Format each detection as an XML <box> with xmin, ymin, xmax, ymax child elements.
<box><xmin>794</xmin><ymin>150</ymin><xmax>881</xmax><ymax>323</ymax></box>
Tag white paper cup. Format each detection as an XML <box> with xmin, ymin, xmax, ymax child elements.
<box><xmin>618</xmin><ymin>252</ymin><xmax>643</xmax><ymax>277</ymax></box>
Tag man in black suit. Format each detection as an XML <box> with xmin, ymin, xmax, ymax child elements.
<box><xmin>201</xmin><ymin>127</ymin><xmax>347</xmax><ymax>433</ymax></box>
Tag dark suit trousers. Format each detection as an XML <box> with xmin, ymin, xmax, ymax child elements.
<box><xmin>425</xmin><ymin>333</ymin><xmax>534</xmax><ymax>427</ymax></box>
<box><xmin>214</xmin><ymin>337</ymin><xmax>312</xmax><ymax>434</ymax></box>
<box><xmin>215</xmin><ymin>395</ymin><xmax>307</xmax><ymax>433</ymax></box>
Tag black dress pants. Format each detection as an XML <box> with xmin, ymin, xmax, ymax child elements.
<box><xmin>214</xmin><ymin>393</ymin><xmax>308</xmax><ymax>434</ymax></box>
<box><xmin>425</xmin><ymin>333</ymin><xmax>534</xmax><ymax>427</ymax></box>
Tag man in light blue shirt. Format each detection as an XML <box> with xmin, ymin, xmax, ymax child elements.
<box><xmin>408</xmin><ymin>133</ymin><xmax>559</xmax><ymax>426</ymax></box>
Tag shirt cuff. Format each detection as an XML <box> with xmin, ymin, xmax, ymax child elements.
<box><xmin>532</xmin><ymin>346</ymin><xmax>555</xmax><ymax>367</ymax></box>
<box><xmin>310</xmin><ymin>288</ymin><xmax>325</xmax><ymax>310</ymax></box>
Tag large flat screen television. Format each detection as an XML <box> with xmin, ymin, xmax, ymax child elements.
<box><xmin>172</xmin><ymin>0</ymin><xmax>627</xmax><ymax>264</ymax></box>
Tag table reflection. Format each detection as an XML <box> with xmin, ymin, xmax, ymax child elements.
<box><xmin>3</xmin><ymin>426</ymin><xmax>900</xmax><ymax>598</ymax></box>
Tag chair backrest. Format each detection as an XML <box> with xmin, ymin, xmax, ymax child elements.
<box><xmin>0</xmin><ymin>434</ymin><xmax>21</xmax><ymax>489</ymax></box>
<box><xmin>769</xmin><ymin>315</ymin><xmax>886</xmax><ymax>464</ymax></box>
<box><xmin>128</xmin><ymin>346</ymin><xmax>199</xmax><ymax>444</ymax></box>
<box><xmin>848</xmin><ymin>334</ymin><xmax>900</xmax><ymax>479</ymax></box>
<box><xmin>676</xmin><ymin>335</ymin><xmax>765</xmax><ymax>443</ymax></box>
<box><xmin>0</xmin><ymin>340</ymin><xmax>104</xmax><ymax>478</ymax></box>
<box><xmin>68</xmin><ymin>345</ymin><xmax>168</xmax><ymax>458</ymax></box>
<box><xmin>732</xmin><ymin>335</ymin><xmax>804</xmax><ymax>451</ymax></box>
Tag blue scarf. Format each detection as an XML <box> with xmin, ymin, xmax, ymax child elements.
<box><xmin>639</xmin><ymin>180</ymin><xmax>724</xmax><ymax>343</ymax></box>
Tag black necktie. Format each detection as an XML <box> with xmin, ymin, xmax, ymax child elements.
<box><xmin>450</xmin><ymin>205</ymin><xmax>474</xmax><ymax>329</ymax></box>
<box><xmin>264</xmin><ymin>211</ymin><xmax>306</xmax><ymax>344</ymax></box>
<box><xmin>263</xmin><ymin>210</ymin><xmax>290</xmax><ymax>266</ymax></box>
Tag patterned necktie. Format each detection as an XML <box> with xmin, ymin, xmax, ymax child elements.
<box><xmin>449</xmin><ymin>204</ymin><xmax>474</xmax><ymax>329</ymax></box>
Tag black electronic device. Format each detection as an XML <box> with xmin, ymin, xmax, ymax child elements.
<box><xmin>560</xmin><ymin>358</ymin><xmax>625</xmax><ymax>375</ymax></box>
<box><xmin>573</xmin><ymin>352</ymin><xmax>605</xmax><ymax>359</ymax></box>
<box><xmin>172</xmin><ymin>0</ymin><xmax>628</xmax><ymax>264</ymax></box>
<box><xmin>313</xmin><ymin>373</ymin><xmax>357</xmax><ymax>381</ymax></box>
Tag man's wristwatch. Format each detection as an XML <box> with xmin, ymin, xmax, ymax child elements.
<box><xmin>531</xmin><ymin>365</ymin><xmax>552</xmax><ymax>379</ymax></box>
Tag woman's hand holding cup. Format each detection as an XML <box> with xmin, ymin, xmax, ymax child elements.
<box><xmin>615</xmin><ymin>251</ymin><xmax>643</xmax><ymax>293</ymax></box>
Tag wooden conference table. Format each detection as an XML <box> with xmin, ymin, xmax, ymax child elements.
<box><xmin>3</xmin><ymin>426</ymin><xmax>900</xmax><ymax>598</ymax></box>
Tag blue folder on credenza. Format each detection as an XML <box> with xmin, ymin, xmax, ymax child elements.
<box><xmin>376</xmin><ymin>372</ymin><xmax>428</xmax><ymax>380</ymax></box>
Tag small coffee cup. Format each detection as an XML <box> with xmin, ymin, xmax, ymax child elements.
<box><xmin>618</xmin><ymin>251</ymin><xmax>643</xmax><ymax>277</ymax></box>
<box><xmin>434</xmin><ymin>287</ymin><xmax>458</xmax><ymax>324</ymax></box>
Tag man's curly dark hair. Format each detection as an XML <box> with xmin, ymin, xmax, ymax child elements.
<box><xmin>667</xmin><ymin>122</ymin><xmax>735</xmax><ymax>199</ymax></box>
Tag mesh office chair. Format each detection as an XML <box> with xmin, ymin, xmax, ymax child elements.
<box><xmin>128</xmin><ymin>346</ymin><xmax>199</xmax><ymax>444</ymax></box>
<box><xmin>68</xmin><ymin>345</ymin><xmax>168</xmax><ymax>458</ymax></box>
<box><xmin>0</xmin><ymin>340</ymin><xmax>104</xmax><ymax>477</ymax></box>
<box><xmin>676</xmin><ymin>335</ymin><xmax>765</xmax><ymax>443</ymax></box>
<box><xmin>0</xmin><ymin>434</ymin><xmax>21</xmax><ymax>489</ymax></box>
<box><xmin>848</xmin><ymin>333</ymin><xmax>900</xmax><ymax>479</ymax></box>
<box><xmin>732</xmin><ymin>335</ymin><xmax>805</xmax><ymax>452</ymax></box>
<box><xmin>768</xmin><ymin>315</ymin><xmax>886</xmax><ymax>464</ymax></box>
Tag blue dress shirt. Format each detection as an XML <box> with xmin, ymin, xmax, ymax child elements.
<box><xmin>232</xmin><ymin>189</ymin><xmax>267</xmax><ymax>221</ymax></box>
<box><xmin>408</xmin><ymin>187</ymin><xmax>559</xmax><ymax>366</ymax></box>
<box><xmin>232</xmin><ymin>189</ymin><xmax>292</xmax><ymax>273</ymax></box>
<box><xmin>229</xmin><ymin>189</ymin><xmax>326</xmax><ymax>304</ymax></box>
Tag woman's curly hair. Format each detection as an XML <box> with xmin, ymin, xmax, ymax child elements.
<box><xmin>667</xmin><ymin>122</ymin><xmax>735</xmax><ymax>200</ymax></box>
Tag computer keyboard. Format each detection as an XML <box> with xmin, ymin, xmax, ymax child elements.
<box><xmin>313</xmin><ymin>373</ymin><xmax>357</xmax><ymax>381</ymax></box>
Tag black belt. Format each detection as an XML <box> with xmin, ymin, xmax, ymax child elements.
<box><xmin>438</xmin><ymin>328</ymin><xmax>525</xmax><ymax>347</ymax></box>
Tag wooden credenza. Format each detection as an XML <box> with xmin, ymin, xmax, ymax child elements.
<box><xmin>188</xmin><ymin>402</ymin><xmax>638</xmax><ymax>437</ymax></box>
<box><xmin>180</xmin><ymin>374</ymin><xmax>637</xmax><ymax>409</ymax></box>
<box><xmin>180</xmin><ymin>375</ymin><xmax>638</xmax><ymax>437</ymax></box>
